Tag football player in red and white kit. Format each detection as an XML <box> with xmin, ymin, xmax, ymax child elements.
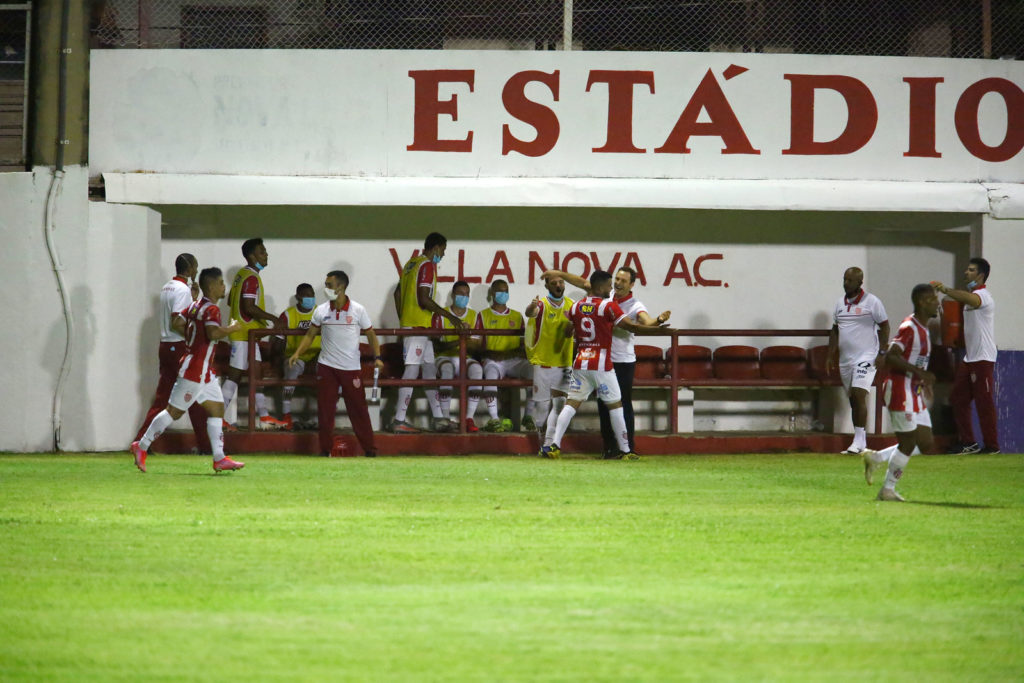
<box><xmin>862</xmin><ymin>284</ymin><xmax>940</xmax><ymax>501</ymax></box>
<box><xmin>131</xmin><ymin>268</ymin><xmax>246</xmax><ymax>473</ymax></box>
<box><xmin>543</xmin><ymin>270</ymin><xmax>672</xmax><ymax>460</ymax></box>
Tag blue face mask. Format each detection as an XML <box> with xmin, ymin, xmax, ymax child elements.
<box><xmin>432</xmin><ymin>253</ymin><xmax>442</xmax><ymax>264</ymax></box>
<box><xmin>547</xmin><ymin>293</ymin><xmax>564</xmax><ymax>305</ymax></box>
<box><xmin>454</xmin><ymin>294</ymin><xmax>470</xmax><ymax>309</ymax></box>
<box><xmin>967</xmin><ymin>280</ymin><xmax>977</xmax><ymax>290</ymax></box>
<box><xmin>254</xmin><ymin>262</ymin><xmax>265</xmax><ymax>272</ymax></box>
<box><xmin>300</xmin><ymin>296</ymin><xmax>316</xmax><ymax>310</ymax></box>
<box><xmin>493</xmin><ymin>291</ymin><xmax>510</xmax><ymax>305</ymax></box>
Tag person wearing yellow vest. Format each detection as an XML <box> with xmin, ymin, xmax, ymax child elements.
<box><xmin>473</xmin><ymin>279</ymin><xmax>532</xmax><ymax>433</ymax></box>
<box><xmin>222</xmin><ymin>238</ymin><xmax>287</xmax><ymax>431</ymax></box>
<box><xmin>432</xmin><ymin>280</ymin><xmax>485</xmax><ymax>431</ymax></box>
<box><xmin>525</xmin><ymin>273</ymin><xmax>575</xmax><ymax>451</ymax></box>
<box><xmin>390</xmin><ymin>232</ymin><xmax>465</xmax><ymax>433</ymax></box>
<box><xmin>271</xmin><ymin>283</ymin><xmax>321</xmax><ymax>430</ymax></box>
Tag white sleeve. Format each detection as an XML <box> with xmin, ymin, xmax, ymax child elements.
<box><xmin>311</xmin><ymin>306</ymin><xmax>324</xmax><ymax>327</ymax></box>
<box><xmin>973</xmin><ymin>289</ymin><xmax>993</xmax><ymax>310</ymax></box>
<box><xmin>172</xmin><ymin>287</ymin><xmax>191</xmax><ymax>316</ymax></box>
<box><xmin>872</xmin><ymin>297</ymin><xmax>888</xmax><ymax>324</ymax></box>
<box><xmin>358</xmin><ymin>305</ymin><xmax>372</xmax><ymax>330</ymax></box>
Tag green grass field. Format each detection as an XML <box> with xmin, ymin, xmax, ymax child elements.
<box><xmin>1</xmin><ymin>453</ymin><xmax>1021</xmax><ymax>681</ymax></box>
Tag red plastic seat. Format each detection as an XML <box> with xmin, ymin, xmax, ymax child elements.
<box><xmin>667</xmin><ymin>345</ymin><xmax>713</xmax><ymax>380</ymax></box>
<box><xmin>807</xmin><ymin>345</ymin><xmax>838</xmax><ymax>382</ymax></box>
<box><xmin>713</xmin><ymin>345</ymin><xmax>760</xmax><ymax>380</ymax></box>
<box><xmin>760</xmin><ymin>346</ymin><xmax>810</xmax><ymax>380</ymax></box>
<box><xmin>633</xmin><ymin>345</ymin><xmax>665</xmax><ymax>380</ymax></box>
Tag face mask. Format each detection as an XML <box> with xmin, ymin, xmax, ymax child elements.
<box><xmin>254</xmin><ymin>262</ymin><xmax>265</xmax><ymax>272</ymax></box>
<box><xmin>454</xmin><ymin>294</ymin><xmax>470</xmax><ymax>309</ymax></box>
<box><xmin>493</xmin><ymin>291</ymin><xmax>510</xmax><ymax>305</ymax></box>
<box><xmin>967</xmin><ymin>280</ymin><xmax>977</xmax><ymax>290</ymax></box>
<box><xmin>432</xmin><ymin>253</ymin><xmax>442</xmax><ymax>264</ymax></box>
<box><xmin>324</xmin><ymin>287</ymin><xmax>338</xmax><ymax>300</ymax></box>
<box><xmin>300</xmin><ymin>296</ymin><xmax>316</xmax><ymax>310</ymax></box>
<box><xmin>547</xmin><ymin>293</ymin><xmax>564</xmax><ymax>305</ymax></box>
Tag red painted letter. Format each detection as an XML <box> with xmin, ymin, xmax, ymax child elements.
<box><xmin>693</xmin><ymin>254</ymin><xmax>723</xmax><ymax>287</ymax></box>
<box><xmin>407</xmin><ymin>70</ymin><xmax>475</xmax><ymax>152</ymax></box>
<box><xmin>904</xmin><ymin>77</ymin><xmax>943</xmax><ymax>158</ymax></box>
<box><xmin>587</xmin><ymin>70</ymin><xmax>655</xmax><ymax>153</ymax></box>
<box><xmin>486</xmin><ymin>251</ymin><xmax>515</xmax><ymax>283</ymax></box>
<box><xmin>622</xmin><ymin>252</ymin><xmax>646</xmax><ymax>286</ymax></box>
<box><xmin>656</xmin><ymin>69</ymin><xmax>759</xmax><ymax>155</ymax></box>
<box><xmin>390</xmin><ymin>248</ymin><xmax>420</xmax><ymax>276</ymax></box>
<box><xmin>783</xmin><ymin>74</ymin><xmax>877</xmax><ymax>155</ymax></box>
<box><xmin>503</xmin><ymin>70</ymin><xmax>560</xmax><ymax>157</ymax></box>
<box><xmin>663</xmin><ymin>254</ymin><xmax>694</xmax><ymax>287</ymax></box>
<box><xmin>528</xmin><ymin>251</ymin><xmax>558</xmax><ymax>284</ymax></box>
<box><xmin>954</xmin><ymin>78</ymin><xmax>1024</xmax><ymax>163</ymax></box>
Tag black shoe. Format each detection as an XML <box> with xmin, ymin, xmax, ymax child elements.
<box><xmin>950</xmin><ymin>442</ymin><xmax>981</xmax><ymax>455</ymax></box>
<box><xmin>977</xmin><ymin>447</ymin><xmax>1001</xmax><ymax>455</ymax></box>
<box><xmin>364</xmin><ymin>450</ymin><xmax>377</xmax><ymax>458</ymax></box>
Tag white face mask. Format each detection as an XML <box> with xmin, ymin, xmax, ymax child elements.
<box><xmin>324</xmin><ymin>287</ymin><xmax>338</xmax><ymax>300</ymax></box>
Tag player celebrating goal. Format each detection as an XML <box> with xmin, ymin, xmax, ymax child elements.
<box><xmin>131</xmin><ymin>268</ymin><xmax>246</xmax><ymax>473</ymax></box>
<box><xmin>543</xmin><ymin>270</ymin><xmax>671</xmax><ymax>460</ymax></box>
<box><xmin>861</xmin><ymin>284</ymin><xmax>939</xmax><ymax>501</ymax></box>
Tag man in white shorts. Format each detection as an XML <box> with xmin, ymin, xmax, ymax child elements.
<box><xmin>525</xmin><ymin>273</ymin><xmax>575</xmax><ymax>450</ymax></box>
<box><xmin>861</xmin><ymin>284</ymin><xmax>939</xmax><ymax>502</ymax></box>
<box><xmin>543</xmin><ymin>270</ymin><xmax>673</xmax><ymax>460</ymax></box>
<box><xmin>391</xmin><ymin>232</ymin><xmax>465</xmax><ymax>433</ymax></box>
<box><xmin>475</xmin><ymin>279</ymin><xmax>531</xmax><ymax>432</ymax></box>
<box><xmin>131</xmin><ymin>267</ymin><xmax>245</xmax><ymax>473</ymax></box>
<box><xmin>826</xmin><ymin>267</ymin><xmax>889</xmax><ymax>455</ymax></box>
<box><xmin>433</xmin><ymin>280</ymin><xmax>484</xmax><ymax>431</ymax></box>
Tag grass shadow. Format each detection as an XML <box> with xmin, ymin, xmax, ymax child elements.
<box><xmin>904</xmin><ymin>500</ymin><xmax>1002</xmax><ymax>509</ymax></box>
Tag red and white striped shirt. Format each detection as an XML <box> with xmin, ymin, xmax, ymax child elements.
<box><xmin>178</xmin><ymin>297</ymin><xmax>222</xmax><ymax>383</ymax></box>
<box><xmin>884</xmin><ymin>314</ymin><xmax>931</xmax><ymax>413</ymax></box>
<box><xmin>567</xmin><ymin>296</ymin><xmax>626</xmax><ymax>371</ymax></box>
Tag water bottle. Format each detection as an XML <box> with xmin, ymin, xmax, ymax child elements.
<box><xmin>788</xmin><ymin>413</ymin><xmax>796</xmax><ymax>432</ymax></box>
<box><xmin>331</xmin><ymin>436</ymin><xmax>350</xmax><ymax>457</ymax></box>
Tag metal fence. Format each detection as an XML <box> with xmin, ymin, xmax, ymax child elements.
<box><xmin>91</xmin><ymin>0</ymin><xmax>1023</xmax><ymax>59</ymax></box>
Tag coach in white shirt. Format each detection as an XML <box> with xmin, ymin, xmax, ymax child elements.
<box><xmin>289</xmin><ymin>270</ymin><xmax>384</xmax><ymax>457</ymax></box>
<box><xmin>932</xmin><ymin>258</ymin><xmax>999</xmax><ymax>454</ymax></box>
<box><xmin>827</xmin><ymin>267</ymin><xmax>889</xmax><ymax>455</ymax></box>
<box><xmin>134</xmin><ymin>253</ymin><xmax>212</xmax><ymax>453</ymax></box>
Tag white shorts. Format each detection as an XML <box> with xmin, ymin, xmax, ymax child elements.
<box><xmin>403</xmin><ymin>333</ymin><xmax>435</xmax><ymax>366</ymax></box>
<box><xmin>436</xmin><ymin>355</ymin><xmax>480</xmax><ymax>374</ymax></box>
<box><xmin>840</xmin><ymin>355</ymin><xmax>877</xmax><ymax>393</ymax></box>
<box><xmin>888</xmin><ymin>405</ymin><xmax>933</xmax><ymax>433</ymax></box>
<box><xmin>168</xmin><ymin>377</ymin><xmax>224</xmax><ymax>411</ymax></box>
<box><xmin>568</xmin><ymin>368</ymin><xmax>622</xmax><ymax>403</ymax></box>
<box><xmin>229</xmin><ymin>340</ymin><xmax>262</xmax><ymax>371</ymax></box>
<box><xmin>284</xmin><ymin>359</ymin><xmax>306</xmax><ymax>381</ymax></box>
<box><xmin>483</xmin><ymin>357</ymin><xmax>533</xmax><ymax>380</ymax></box>
<box><xmin>532</xmin><ymin>366</ymin><xmax>571</xmax><ymax>401</ymax></box>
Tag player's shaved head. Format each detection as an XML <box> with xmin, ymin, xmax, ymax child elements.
<box><xmin>843</xmin><ymin>267</ymin><xmax>864</xmax><ymax>296</ymax></box>
<box><xmin>175</xmin><ymin>253</ymin><xmax>197</xmax><ymax>276</ymax></box>
<box><xmin>199</xmin><ymin>267</ymin><xmax>223</xmax><ymax>294</ymax></box>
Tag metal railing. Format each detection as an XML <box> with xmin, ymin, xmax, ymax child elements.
<box><xmin>242</xmin><ymin>326</ymin><xmax>876</xmax><ymax>436</ymax></box>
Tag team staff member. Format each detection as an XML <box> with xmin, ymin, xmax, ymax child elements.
<box><xmin>861</xmin><ymin>284</ymin><xmax>939</xmax><ymax>501</ymax></box>
<box><xmin>222</xmin><ymin>238</ymin><xmax>287</xmax><ymax>431</ymax></box>
<box><xmin>135</xmin><ymin>253</ymin><xmax>212</xmax><ymax>454</ymax></box>
<box><xmin>542</xmin><ymin>267</ymin><xmax>670</xmax><ymax>456</ymax></box>
<box><xmin>131</xmin><ymin>268</ymin><xmax>245</xmax><ymax>473</ymax></box>
<box><xmin>272</xmin><ymin>283</ymin><xmax>321</xmax><ymax>430</ymax></box>
<box><xmin>525</xmin><ymin>273</ymin><xmax>574</xmax><ymax>451</ymax></box>
<box><xmin>290</xmin><ymin>270</ymin><xmax>383</xmax><ymax>457</ymax></box>
<box><xmin>826</xmin><ymin>267</ymin><xmax>889</xmax><ymax>455</ymax></box>
<box><xmin>932</xmin><ymin>258</ymin><xmax>999</xmax><ymax>454</ymax></box>
<box><xmin>391</xmin><ymin>232</ymin><xmax>464</xmax><ymax>433</ymax></box>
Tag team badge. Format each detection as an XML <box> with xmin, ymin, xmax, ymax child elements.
<box><xmin>184</xmin><ymin>392</ymin><xmax>193</xmax><ymax>402</ymax></box>
<box><xmin>353</xmin><ymin>378</ymin><xmax>361</xmax><ymax>388</ymax></box>
<box><xmin>416</xmin><ymin>348</ymin><xmax>422</xmax><ymax>356</ymax></box>
<box><xmin>346</xmin><ymin>316</ymin><xmax>353</xmax><ymax>324</ymax></box>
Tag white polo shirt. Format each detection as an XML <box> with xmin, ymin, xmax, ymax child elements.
<box><xmin>833</xmin><ymin>289</ymin><xmax>887</xmax><ymax>364</ymax></box>
<box><xmin>610</xmin><ymin>294</ymin><xmax>649</xmax><ymax>363</ymax></box>
<box><xmin>159</xmin><ymin>276</ymin><xmax>193</xmax><ymax>343</ymax></box>
<box><xmin>311</xmin><ymin>298</ymin><xmax>372</xmax><ymax>371</ymax></box>
<box><xmin>963</xmin><ymin>286</ymin><xmax>996</xmax><ymax>363</ymax></box>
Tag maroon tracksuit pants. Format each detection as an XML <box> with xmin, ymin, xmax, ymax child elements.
<box><xmin>316</xmin><ymin>363</ymin><xmax>377</xmax><ymax>456</ymax></box>
<box><xmin>136</xmin><ymin>341</ymin><xmax>212</xmax><ymax>453</ymax></box>
<box><xmin>950</xmin><ymin>359</ymin><xmax>999</xmax><ymax>449</ymax></box>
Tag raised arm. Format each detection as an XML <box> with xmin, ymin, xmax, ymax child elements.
<box><xmin>930</xmin><ymin>281</ymin><xmax>982</xmax><ymax>309</ymax></box>
<box><xmin>542</xmin><ymin>269</ymin><xmax>590</xmax><ymax>293</ymax></box>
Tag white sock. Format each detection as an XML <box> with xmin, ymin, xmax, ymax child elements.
<box><xmin>207</xmin><ymin>417</ymin><xmax>225</xmax><ymax>460</ymax></box>
<box><xmin>438</xmin><ymin>390</ymin><xmax>452</xmax><ymax>419</ymax></box>
<box><xmin>485</xmin><ymin>394</ymin><xmax>499</xmax><ymax>420</ymax></box>
<box><xmin>466</xmin><ymin>393</ymin><xmax>481</xmax><ymax>419</ymax></box>
<box><xmin>544</xmin><ymin>397</ymin><xmax>565</xmax><ymax>446</ymax></box>
<box><xmin>524</xmin><ymin>397</ymin><xmax>536</xmax><ymax>423</ymax></box>
<box><xmin>911</xmin><ymin>446</ymin><xmax>921</xmax><ymax>455</ymax></box>
<box><xmin>609</xmin><ymin>406</ymin><xmax>630</xmax><ymax>454</ymax></box>
<box><xmin>853</xmin><ymin>426</ymin><xmax>866</xmax><ymax>448</ymax></box>
<box><xmin>872</xmin><ymin>444</ymin><xmax>899</xmax><ymax>464</ymax></box>
<box><xmin>140</xmin><ymin>410</ymin><xmax>174</xmax><ymax>450</ymax></box>
<box><xmin>394</xmin><ymin>364</ymin><xmax>420</xmax><ymax>422</ymax></box>
<box><xmin>551</xmin><ymin>404</ymin><xmax>577</xmax><ymax>447</ymax></box>
<box><xmin>255</xmin><ymin>392</ymin><xmax>269</xmax><ymax>418</ymax></box>
<box><xmin>422</xmin><ymin>363</ymin><xmax>443</xmax><ymax>419</ymax></box>
<box><xmin>282</xmin><ymin>387</ymin><xmax>294</xmax><ymax>417</ymax></box>
<box><xmin>883</xmin><ymin>448</ymin><xmax>911</xmax><ymax>490</ymax></box>
<box><xmin>221</xmin><ymin>380</ymin><xmax>238</xmax><ymax>420</ymax></box>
